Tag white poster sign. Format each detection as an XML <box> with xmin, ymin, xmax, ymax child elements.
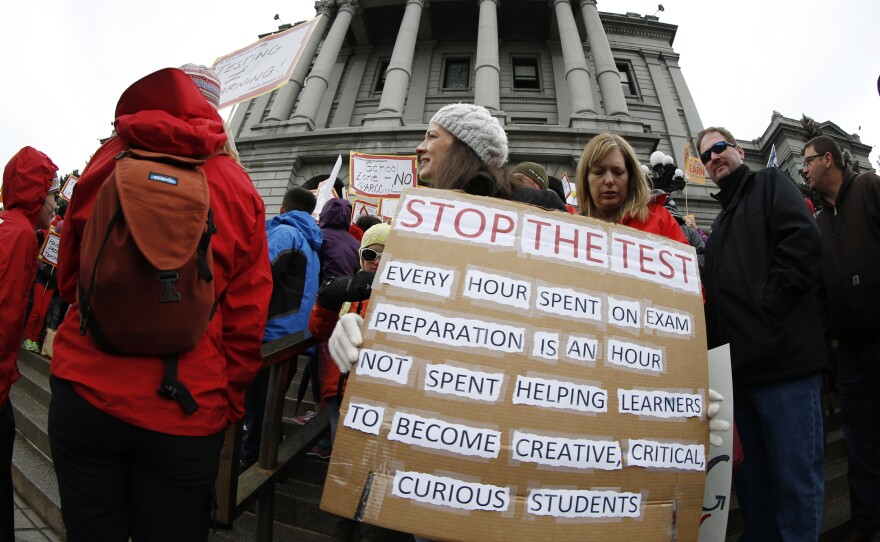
<box><xmin>212</xmin><ymin>18</ymin><xmax>319</xmax><ymax>109</ymax></box>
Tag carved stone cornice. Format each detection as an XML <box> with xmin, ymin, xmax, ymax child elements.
<box><xmin>604</xmin><ymin>25</ymin><xmax>674</xmax><ymax>43</ymax></box>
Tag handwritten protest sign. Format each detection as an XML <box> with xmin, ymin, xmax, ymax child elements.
<box><xmin>379</xmin><ymin>197</ymin><xmax>399</xmax><ymax>220</ymax></box>
<box><xmin>212</xmin><ymin>17</ymin><xmax>318</xmax><ymax>109</ymax></box>
<box><xmin>60</xmin><ymin>176</ymin><xmax>78</xmax><ymax>201</ymax></box>
<box><xmin>352</xmin><ymin>199</ymin><xmax>379</xmax><ymax>222</ymax></box>
<box><xmin>39</xmin><ymin>231</ymin><xmax>61</xmax><ymax>267</ymax></box>
<box><xmin>349</xmin><ymin>152</ymin><xmax>418</xmax><ymax>198</ymax></box>
<box><xmin>322</xmin><ymin>188</ymin><xmax>708</xmax><ymax>541</ymax></box>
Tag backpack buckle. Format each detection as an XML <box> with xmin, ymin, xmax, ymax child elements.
<box><xmin>158</xmin><ymin>382</ymin><xmax>179</xmax><ymax>400</ymax></box>
<box><xmin>157</xmin><ymin>271</ymin><xmax>181</xmax><ymax>303</ymax></box>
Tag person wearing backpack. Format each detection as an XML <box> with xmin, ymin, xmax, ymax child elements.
<box><xmin>240</xmin><ymin>186</ymin><xmax>323</xmax><ymax>472</ymax></box>
<box><xmin>47</xmin><ymin>67</ymin><xmax>272</xmax><ymax>542</ymax></box>
<box><xmin>0</xmin><ymin>146</ymin><xmax>57</xmax><ymax>542</ymax></box>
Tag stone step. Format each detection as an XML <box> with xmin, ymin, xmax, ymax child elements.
<box><xmin>209</xmin><ymin>510</ymin><xmax>329</xmax><ymax>542</ymax></box>
<box><xmin>18</xmin><ymin>348</ymin><xmax>51</xmax><ymax>379</ymax></box>
<box><xmin>11</xmin><ymin>434</ymin><xmax>64</xmax><ymax>538</ymax></box>
<box><xmin>9</xmin><ymin>385</ymin><xmax>51</xmax><ymax>459</ymax></box>
<box><xmin>14</xmin><ymin>356</ymin><xmax>52</xmax><ymax>408</ymax></box>
<box><xmin>286</xmin><ymin>456</ymin><xmax>330</xmax><ymax>487</ymax></box>
<box><xmin>273</xmin><ymin>476</ymin><xmax>345</xmax><ymax>536</ymax></box>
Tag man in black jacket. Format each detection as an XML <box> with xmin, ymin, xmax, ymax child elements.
<box><xmin>804</xmin><ymin>135</ymin><xmax>880</xmax><ymax>541</ymax></box>
<box><xmin>699</xmin><ymin>126</ymin><xmax>828</xmax><ymax>541</ymax></box>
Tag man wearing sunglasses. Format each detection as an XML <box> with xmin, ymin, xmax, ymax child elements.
<box><xmin>698</xmin><ymin>127</ymin><xmax>829</xmax><ymax>541</ymax></box>
<box><xmin>805</xmin><ymin>135</ymin><xmax>880</xmax><ymax>542</ymax></box>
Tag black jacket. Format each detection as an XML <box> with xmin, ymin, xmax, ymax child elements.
<box><xmin>816</xmin><ymin>168</ymin><xmax>880</xmax><ymax>346</ymax></box>
<box><xmin>704</xmin><ymin>165</ymin><xmax>829</xmax><ymax>385</ymax></box>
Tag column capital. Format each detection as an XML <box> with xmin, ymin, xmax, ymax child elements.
<box><xmin>478</xmin><ymin>0</ymin><xmax>500</xmax><ymax>6</ymax></box>
<box><xmin>336</xmin><ymin>0</ymin><xmax>361</xmax><ymax>14</ymax></box>
<box><xmin>314</xmin><ymin>0</ymin><xmax>335</xmax><ymax>16</ymax></box>
<box><xmin>578</xmin><ymin>0</ymin><xmax>598</xmax><ymax>7</ymax></box>
<box><xmin>406</xmin><ymin>0</ymin><xmax>429</xmax><ymax>7</ymax></box>
<box><xmin>640</xmin><ymin>49</ymin><xmax>662</xmax><ymax>63</ymax></box>
<box><xmin>661</xmin><ymin>53</ymin><xmax>681</xmax><ymax>67</ymax></box>
<box><xmin>550</xmin><ymin>0</ymin><xmax>572</xmax><ymax>7</ymax></box>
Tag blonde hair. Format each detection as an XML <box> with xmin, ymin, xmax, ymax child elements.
<box><xmin>221</xmin><ymin>119</ymin><xmax>242</xmax><ymax>165</ymax></box>
<box><xmin>576</xmin><ymin>133</ymin><xmax>650</xmax><ymax>223</ymax></box>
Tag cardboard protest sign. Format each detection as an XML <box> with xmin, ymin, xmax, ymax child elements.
<box><xmin>212</xmin><ymin>17</ymin><xmax>319</xmax><ymax>109</ymax></box>
<box><xmin>322</xmin><ymin>187</ymin><xmax>709</xmax><ymax>541</ymax></box>
<box><xmin>60</xmin><ymin>175</ymin><xmax>78</xmax><ymax>201</ymax></box>
<box><xmin>352</xmin><ymin>199</ymin><xmax>380</xmax><ymax>223</ymax></box>
<box><xmin>39</xmin><ymin>231</ymin><xmax>61</xmax><ymax>267</ymax></box>
<box><xmin>349</xmin><ymin>152</ymin><xmax>418</xmax><ymax>198</ymax></box>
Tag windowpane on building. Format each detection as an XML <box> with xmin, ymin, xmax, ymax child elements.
<box><xmin>617</xmin><ymin>62</ymin><xmax>637</xmax><ymax>96</ymax></box>
<box><xmin>513</xmin><ymin>57</ymin><xmax>540</xmax><ymax>89</ymax></box>
<box><xmin>444</xmin><ymin>58</ymin><xmax>470</xmax><ymax>89</ymax></box>
<box><xmin>374</xmin><ymin>59</ymin><xmax>390</xmax><ymax>93</ymax></box>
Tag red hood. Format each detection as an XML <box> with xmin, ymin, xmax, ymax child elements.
<box><xmin>114</xmin><ymin>68</ymin><xmax>227</xmax><ymax>157</ymax></box>
<box><xmin>2</xmin><ymin>146</ymin><xmax>57</xmax><ymax>223</ymax></box>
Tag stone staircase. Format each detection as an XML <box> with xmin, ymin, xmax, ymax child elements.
<box><xmin>11</xmin><ymin>347</ymin><xmax>856</xmax><ymax>540</ymax></box>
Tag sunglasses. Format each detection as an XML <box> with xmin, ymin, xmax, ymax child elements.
<box><xmin>359</xmin><ymin>247</ymin><xmax>383</xmax><ymax>262</ymax></box>
<box><xmin>700</xmin><ymin>141</ymin><xmax>737</xmax><ymax>164</ymax></box>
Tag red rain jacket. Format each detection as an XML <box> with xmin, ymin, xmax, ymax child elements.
<box><xmin>0</xmin><ymin>147</ymin><xmax>56</xmax><ymax>407</ymax></box>
<box><xmin>52</xmin><ymin>68</ymin><xmax>272</xmax><ymax>436</ymax></box>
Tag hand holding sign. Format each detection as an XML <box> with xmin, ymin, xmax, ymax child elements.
<box><xmin>329</xmin><ymin>313</ymin><xmax>364</xmax><ymax>373</ymax></box>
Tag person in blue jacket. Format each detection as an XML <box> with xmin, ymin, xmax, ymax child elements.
<box><xmin>241</xmin><ymin>186</ymin><xmax>323</xmax><ymax>469</ymax></box>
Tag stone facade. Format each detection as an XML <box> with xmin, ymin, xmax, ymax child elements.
<box><xmin>228</xmin><ymin>0</ymin><xmax>727</xmax><ymax>221</ymax></box>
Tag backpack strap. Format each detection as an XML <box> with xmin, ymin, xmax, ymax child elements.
<box><xmin>79</xmin><ymin>205</ymin><xmax>123</xmax><ymax>338</ymax></box>
<box><xmin>158</xmin><ymin>355</ymin><xmax>200</xmax><ymax>415</ymax></box>
<box><xmin>196</xmin><ymin>208</ymin><xmax>217</xmax><ymax>283</ymax></box>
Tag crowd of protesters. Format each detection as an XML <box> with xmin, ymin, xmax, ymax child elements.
<box><xmin>0</xmin><ymin>61</ymin><xmax>876</xmax><ymax>542</ymax></box>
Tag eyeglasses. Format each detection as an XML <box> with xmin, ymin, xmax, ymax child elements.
<box><xmin>43</xmin><ymin>202</ymin><xmax>56</xmax><ymax>216</ymax></box>
<box><xmin>802</xmin><ymin>154</ymin><xmax>825</xmax><ymax>168</ymax></box>
<box><xmin>359</xmin><ymin>247</ymin><xmax>382</xmax><ymax>263</ymax></box>
<box><xmin>700</xmin><ymin>141</ymin><xmax>738</xmax><ymax>164</ymax></box>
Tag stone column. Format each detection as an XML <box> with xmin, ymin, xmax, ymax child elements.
<box><xmin>290</xmin><ymin>0</ymin><xmax>359</xmax><ymax>131</ymax></box>
<box><xmin>643</xmin><ymin>51</ymin><xmax>687</xmax><ymax>166</ymax></box>
<box><xmin>552</xmin><ymin>0</ymin><xmax>596</xmax><ymax>117</ymax></box>
<box><xmin>474</xmin><ymin>0</ymin><xmax>501</xmax><ymax>113</ymax></box>
<box><xmin>364</xmin><ymin>0</ymin><xmax>428</xmax><ymax>127</ymax></box>
<box><xmin>578</xmin><ymin>0</ymin><xmax>629</xmax><ymax>117</ymax></box>
<box><xmin>665</xmin><ymin>54</ymin><xmax>704</xmax><ymax>134</ymax></box>
<box><xmin>267</xmin><ymin>0</ymin><xmax>334</xmax><ymax>122</ymax></box>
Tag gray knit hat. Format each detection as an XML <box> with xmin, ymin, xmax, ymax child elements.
<box><xmin>429</xmin><ymin>103</ymin><xmax>509</xmax><ymax>167</ymax></box>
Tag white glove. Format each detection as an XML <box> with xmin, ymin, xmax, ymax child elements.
<box><xmin>328</xmin><ymin>313</ymin><xmax>364</xmax><ymax>374</ymax></box>
<box><xmin>707</xmin><ymin>388</ymin><xmax>730</xmax><ymax>447</ymax></box>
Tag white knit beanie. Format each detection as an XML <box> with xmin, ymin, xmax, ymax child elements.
<box><xmin>429</xmin><ymin>103</ymin><xmax>509</xmax><ymax>167</ymax></box>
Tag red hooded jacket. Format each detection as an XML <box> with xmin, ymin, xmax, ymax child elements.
<box><xmin>0</xmin><ymin>147</ymin><xmax>56</xmax><ymax>407</ymax></box>
<box><xmin>51</xmin><ymin>68</ymin><xmax>272</xmax><ymax>436</ymax></box>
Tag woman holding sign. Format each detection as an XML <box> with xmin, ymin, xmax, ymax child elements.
<box><xmin>575</xmin><ymin>133</ymin><xmax>688</xmax><ymax>243</ymax></box>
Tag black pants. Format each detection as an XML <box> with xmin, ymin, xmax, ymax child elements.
<box><xmin>48</xmin><ymin>377</ymin><xmax>224</xmax><ymax>542</ymax></box>
<box><xmin>1</xmin><ymin>398</ymin><xmax>14</xmax><ymax>542</ymax></box>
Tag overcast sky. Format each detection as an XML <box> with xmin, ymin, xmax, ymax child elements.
<box><xmin>2</xmin><ymin>0</ymin><xmax>878</xmax><ymax>176</ymax></box>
